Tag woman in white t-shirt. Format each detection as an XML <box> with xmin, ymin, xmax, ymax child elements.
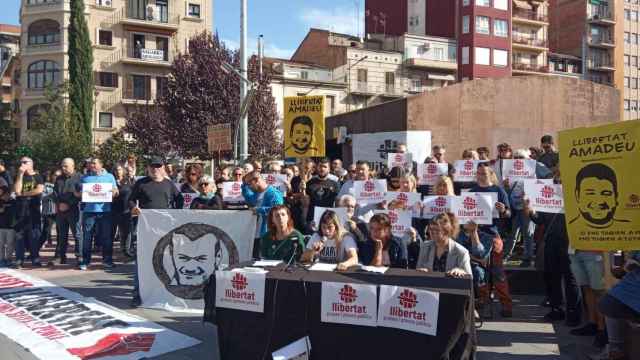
<box><xmin>301</xmin><ymin>210</ymin><xmax>358</xmax><ymax>270</ymax></box>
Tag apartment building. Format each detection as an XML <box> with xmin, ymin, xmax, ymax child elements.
<box><xmin>623</xmin><ymin>0</ymin><xmax>640</xmax><ymax>119</ymax></box>
<box><xmin>0</xmin><ymin>24</ymin><xmax>20</xmax><ymax>143</ymax></box>
<box><xmin>512</xmin><ymin>0</ymin><xmax>550</xmax><ymax>75</ymax></box>
<box><xmin>19</xmin><ymin>0</ymin><xmax>212</xmax><ymax>145</ymax></box>
<box><xmin>548</xmin><ymin>52</ymin><xmax>583</xmax><ymax>77</ymax></box>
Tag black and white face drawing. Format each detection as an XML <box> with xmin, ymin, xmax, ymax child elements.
<box><xmin>167</xmin><ymin>234</ymin><xmax>217</xmax><ymax>286</ymax></box>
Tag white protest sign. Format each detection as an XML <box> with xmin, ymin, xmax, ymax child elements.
<box><xmin>262</xmin><ymin>173</ymin><xmax>289</xmax><ymax>195</ymax></box>
<box><xmin>464</xmin><ymin>191</ymin><xmax>499</xmax><ymax>218</ymax></box>
<box><xmin>377</xmin><ymin>285</ymin><xmax>440</xmax><ymax>336</ymax></box>
<box><xmin>138</xmin><ymin>210</ymin><xmax>257</xmax><ymax>313</ymax></box>
<box><xmin>313</xmin><ymin>207</ymin><xmax>350</xmax><ymax>228</ymax></box>
<box><xmin>384</xmin><ymin>191</ymin><xmax>422</xmax><ymax>217</ymax></box>
<box><xmin>388</xmin><ymin>153</ymin><xmax>413</xmax><ymax>170</ymax></box>
<box><xmin>353</xmin><ymin>179</ymin><xmax>387</xmax><ymax>204</ymax></box>
<box><xmin>453</xmin><ymin>160</ymin><xmax>485</xmax><ymax>182</ymax></box>
<box><xmin>352</xmin><ymin>131</ymin><xmax>431</xmax><ymax>166</ymax></box>
<box><xmin>374</xmin><ymin>209</ymin><xmax>412</xmax><ymax>237</ymax></box>
<box><xmin>501</xmin><ymin>159</ymin><xmax>537</xmax><ymax>181</ymax></box>
<box><xmin>451</xmin><ymin>193</ymin><xmax>493</xmax><ymax>224</ymax></box>
<box><xmin>181</xmin><ymin>192</ymin><xmax>198</xmax><ymax>209</ymax></box>
<box><xmin>524</xmin><ymin>182</ymin><xmax>564</xmax><ymax>214</ymax></box>
<box><xmin>417</xmin><ymin>163</ymin><xmax>449</xmax><ymax>186</ymax></box>
<box><xmin>81</xmin><ymin>183</ymin><xmax>113</xmax><ymax>203</ymax></box>
<box><xmin>222</xmin><ymin>181</ymin><xmax>245</xmax><ymax>203</ymax></box>
<box><xmin>421</xmin><ymin>196</ymin><xmax>454</xmax><ymax>219</ymax></box>
<box><xmin>321</xmin><ymin>282</ymin><xmax>378</xmax><ymax>327</ymax></box>
<box><xmin>0</xmin><ymin>270</ymin><xmax>200</xmax><ymax>360</ymax></box>
<box><xmin>215</xmin><ymin>269</ymin><xmax>266</xmax><ymax>313</ymax></box>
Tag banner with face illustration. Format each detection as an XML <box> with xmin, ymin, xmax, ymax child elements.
<box><xmin>138</xmin><ymin>210</ymin><xmax>257</xmax><ymax>313</ymax></box>
<box><xmin>559</xmin><ymin>120</ymin><xmax>640</xmax><ymax>250</ymax></box>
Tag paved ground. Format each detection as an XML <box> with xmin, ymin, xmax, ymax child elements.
<box><xmin>0</xmin><ymin>242</ymin><xmax>604</xmax><ymax>360</ymax></box>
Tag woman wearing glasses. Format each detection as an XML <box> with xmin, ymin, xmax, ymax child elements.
<box><xmin>190</xmin><ymin>176</ymin><xmax>223</xmax><ymax>210</ymax></box>
<box><xmin>416</xmin><ymin>212</ymin><xmax>471</xmax><ymax>278</ymax></box>
<box><xmin>180</xmin><ymin>164</ymin><xmax>203</xmax><ymax>195</ymax></box>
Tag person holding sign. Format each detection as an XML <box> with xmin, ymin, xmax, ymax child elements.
<box><xmin>359</xmin><ymin>213</ymin><xmax>408</xmax><ymax>269</ymax></box>
<box><xmin>469</xmin><ymin>162</ymin><xmax>511</xmax><ymax>245</ymax></box>
<box><xmin>77</xmin><ymin>158</ymin><xmax>118</xmax><ymax>271</ymax></box>
<box><xmin>301</xmin><ymin>210</ymin><xmax>358</xmax><ymax>270</ymax></box>
<box><xmin>416</xmin><ymin>213</ymin><xmax>471</xmax><ymax>278</ymax></box>
<box><xmin>243</xmin><ymin>171</ymin><xmax>284</xmax><ymax>258</ymax></box>
<box><xmin>260</xmin><ymin>205</ymin><xmax>305</xmax><ymax>262</ymax></box>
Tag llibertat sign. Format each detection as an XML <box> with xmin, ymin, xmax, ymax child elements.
<box><xmin>221</xmin><ymin>181</ymin><xmax>245</xmax><ymax>203</ymax></box>
<box><xmin>353</xmin><ymin>180</ymin><xmax>387</xmax><ymax>204</ymax></box>
<box><xmin>384</xmin><ymin>191</ymin><xmax>422</xmax><ymax>217</ymax></box>
<box><xmin>451</xmin><ymin>194</ymin><xmax>493</xmax><ymax>224</ymax></box>
<box><xmin>524</xmin><ymin>182</ymin><xmax>564</xmax><ymax>214</ymax></box>
<box><xmin>262</xmin><ymin>173</ymin><xmax>289</xmax><ymax>195</ymax></box>
<box><xmin>453</xmin><ymin>160</ymin><xmax>486</xmax><ymax>182</ymax></box>
<box><xmin>421</xmin><ymin>196</ymin><xmax>454</xmax><ymax>219</ymax></box>
<box><xmin>0</xmin><ymin>270</ymin><xmax>199</xmax><ymax>360</ymax></box>
<box><xmin>373</xmin><ymin>210</ymin><xmax>412</xmax><ymax>237</ymax></box>
<box><xmin>81</xmin><ymin>183</ymin><xmax>113</xmax><ymax>203</ymax></box>
<box><xmin>377</xmin><ymin>285</ymin><xmax>440</xmax><ymax>336</ymax></box>
<box><xmin>387</xmin><ymin>153</ymin><xmax>413</xmax><ymax>170</ymax></box>
<box><xmin>215</xmin><ymin>270</ymin><xmax>266</xmax><ymax>313</ymax></box>
<box><xmin>417</xmin><ymin>163</ymin><xmax>449</xmax><ymax>186</ymax></box>
<box><xmin>500</xmin><ymin>159</ymin><xmax>537</xmax><ymax>181</ymax></box>
<box><xmin>321</xmin><ymin>282</ymin><xmax>377</xmax><ymax>327</ymax></box>
<box><xmin>181</xmin><ymin>192</ymin><xmax>197</xmax><ymax>209</ymax></box>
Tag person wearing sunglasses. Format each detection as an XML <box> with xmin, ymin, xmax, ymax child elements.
<box><xmin>190</xmin><ymin>176</ymin><xmax>223</xmax><ymax>210</ymax></box>
<box><xmin>180</xmin><ymin>164</ymin><xmax>203</xmax><ymax>195</ymax></box>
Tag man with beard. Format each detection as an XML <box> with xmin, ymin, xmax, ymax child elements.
<box><xmin>167</xmin><ymin>233</ymin><xmax>215</xmax><ymax>287</ymax></box>
<box><xmin>305</xmin><ymin>158</ymin><xmax>340</xmax><ymax>231</ymax></box>
<box><xmin>285</xmin><ymin>116</ymin><xmax>318</xmax><ymax>156</ymax></box>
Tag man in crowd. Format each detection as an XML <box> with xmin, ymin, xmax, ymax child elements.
<box><xmin>477</xmin><ymin>147</ymin><xmax>490</xmax><ymax>161</ymax></box>
<box><xmin>129</xmin><ymin>156</ymin><xmax>183</xmax><ymax>306</ymax></box>
<box><xmin>242</xmin><ymin>170</ymin><xmax>284</xmax><ymax>258</ymax></box>
<box><xmin>77</xmin><ymin>158</ymin><xmax>118</xmax><ymax>271</ymax></box>
<box><xmin>13</xmin><ymin>157</ymin><xmax>44</xmax><ymax>268</ymax></box>
<box><xmin>337</xmin><ymin>160</ymin><xmax>378</xmax><ymax>218</ymax></box>
<box><xmin>0</xmin><ymin>159</ymin><xmax>12</xmax><ymax>191</ymax></box>
<box><xmin>396</xmin><ymin>143</ymin><xmax>417</xmax><ymax>175</ymax></box>
<box><xmin>52</xmin><ymin>158</ymin><xmax>82</xmax><ymax>265</ymax></box>
<box><xmin>538</xmin><ymin>135</ymin><xmax>559</xmax><ymax>170</ymax></box>
<box><xmin>305</xmin><ymin>158</ymin><xmax>340</xmax><ymax>227</ymax></box>
<box><xmin>432</xmin><ymin>144</ymin><xmax>448</xmax><ymax>164</ymax></box>
<box><xmin>330</xmin><ymin>158</ymin><xmax>346</xmax><ymax>180</ymax></box>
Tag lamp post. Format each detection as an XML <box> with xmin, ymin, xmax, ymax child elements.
<box><xmin>239</xmin><ymin>0</ymin><xmax>248</xmax><ymax>161</ymax></box>
<box><xmin>221</xmin><ymin>62</ymin><xmax>256</xmax><ymax>163</ymax></box>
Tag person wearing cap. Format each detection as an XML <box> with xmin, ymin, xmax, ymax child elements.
<box><xmin>190</xmin><ymin>175</ymin><xmax>223</xmax><ymax>210</ymax></box>
<box><xmin>538</xmin><ymin>134</ymin><xmax>559</xmax><ymax>170</ymax></box>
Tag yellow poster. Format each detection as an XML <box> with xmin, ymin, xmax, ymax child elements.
<box><xmin>558</xmin><ymin>120</ymin><xmax>640</xmax><ymax>250</ymax></box>
<box><xmin>284</xmin><ymin>95</ymin><xmax>325</xmax><ymax>158</ymax></box>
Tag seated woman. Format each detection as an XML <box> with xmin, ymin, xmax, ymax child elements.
<box><xmin>190</xmin><ymin>176</ymin><xmax>224</xmax><ymax>210</ymax></box>
<box><xmin>260</xmin><ymin>205</ymin><xmax>306</xmax><ymax>261</ymax></box>
<box><xmin>416</xmin><ymin>212</ymin><xmax>471</xmax><ymax>278</ymax></box>
<box><xmin>358</xmin><ymin>213</ymin><xmax>408</xmax><ymax>268</ymax></box>
<box><xmin>301</xmin><ymin>210</ymin><xmax>358</xmax><ymax>271</ymax></box>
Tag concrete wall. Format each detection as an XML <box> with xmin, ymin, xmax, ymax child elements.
<box><xmin>327</xmin><ymin>76</ymin><xmax>620</xmax><ymax>164</ymax></box>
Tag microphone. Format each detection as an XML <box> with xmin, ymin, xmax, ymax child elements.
<box><xmin>284</xmin><ymin>242</ymin><xmax>298</xmax><ymax>271</ymax></box>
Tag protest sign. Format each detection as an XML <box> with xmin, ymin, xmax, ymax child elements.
<box><xmin>138</xmin><ymin>210</ymin><xmax>257</xmax><ymax>312</ymax></box>
<box><xmin>524</xmin><ymin>182</ymin><xmax>564</xmax><ymax>214</ymax></box>
<box><xmin>352</xmin><ymin>131</ymin><xmax>431</xmax><ymax>168</ymax></box>
<box><xmin>500</xmin><ymin>159</ymin><xmax>537</xmax><ymax>181</ymax></box>
<box><xmin>0</xmin><ymin>270</ymin><xmax>199</xmax><ymax>360</ymax></box>
<box><xmin>377</xmin><ymin>285</ymin><xmax>439</xmax><ymax>336</ymax></box>
<box><xmin>417</xmin><ymin>163</ymin><xmax>449</xmax><ymax>186</ymax></box>
<box><xmin>421</xmin><ymin>196</ymin><xmax>454</xmax><ymax>219</ymax></box>
<box><xmin>284</xmin><ymin>95</ymin><xmax>325</xmax><ymax>158</ymax></box>
<box><xmin>215</xmin><ymin>269</ymin><xmax>266</xmax><ymax>313</ymax></box>
<box><xmin>373</xmin><ymin>210</ymin><xmax>412</xmax><ymax>237</ymax></box>
<box><xmin>451</xmin><ymin>194</ymin><xmax>493</xmax><ymax>224</ymax></box>
<box><xmin>313</xmin><ymin>207</ymin><xmax>350</xmax><ymax>229</ymax></box>
<box><xmin>222</xmin><ymin>181</ymin><xmax>245</xmax><ymax>203</ymax></box>
<box><xmin>385</xmin><ymin>191</ymin><xmax>422</xmax><ymax>217</ymax></box>
<box><xmin>262</xmin><ymin>173</ymin><xmax>289</xmax><ymax>195</ymax></box>
<box><xmin>353</xmin><ymin>179</ymin><xmax>387</xmax><ymax>204</ymax></box>
<box><xmin>453</xmin><ymin>160</ymin><xmax>485</xmax><ymax>182</ymax></box>
<box><xmin>388</xmin><ymin>153</ymin><xmax>413</xmax><ymax>170</ymax></box>
<box><xmin>181</xmin><ymin>192</ymin><xmax>197</xmax><ymax>209</ymax></box>
<box><xmin>321</xmin><ymin>282</ymin><xmax>378</xmax><ymax>327</ymax></box>
<box><xmin>81</xmin><ymin>183</ymin><xmax>113</xmax><ymax>203</ymax></box>
<box><xmin>559</xmin><ymin>120</ymin><xmax>640</xmax><ymax>250</ymax></box>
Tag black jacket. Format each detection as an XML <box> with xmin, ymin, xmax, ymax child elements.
<box><xmin>359</xmin><ymin>235</ymin><xmax>408</xmax><ymax>269</ymax></box>
<box><xmin>54</xmin><ymin>173</ymin><xmax>82</xmax><ymax>209</ymax></box>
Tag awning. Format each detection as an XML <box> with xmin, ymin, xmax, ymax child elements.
<box><xmin>428</xmin><ymin>74</ymin><xmax>456</xmax><ymax>81</ymax></box>
<box><xmin>513</xmin><ymin>0</ymin><xmax>533</xmax><ymax>10</ymax></box>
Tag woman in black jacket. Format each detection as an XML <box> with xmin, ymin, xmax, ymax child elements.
<box><xmin>190</xmin><ymin>176</ymin><xmax>224</xmax><ymax>210</ymax></box>
<box><xmin>112</xmin><ymin>164</ymin><xmax>133</xmax><ymax>255</ymax></box>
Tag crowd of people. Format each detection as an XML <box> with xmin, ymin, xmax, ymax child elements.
<box><xmin>0</xmin><ymin>133</ymin><xmax>637</xmax><ymax>360</ymax></box>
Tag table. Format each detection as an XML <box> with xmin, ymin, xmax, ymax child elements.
<box><xmin>204</xmin><ymin>264</ymin><xmax>476</xmax><ymax>360</ymax></box>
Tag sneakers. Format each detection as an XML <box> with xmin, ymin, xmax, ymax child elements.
<box><xmin>78</xmin><ymin>264</ymin><xmax>88</xmax><ymax>271</ymax></box>
<box><xmin>130</xmin><ymin>294</ymin><xmax>142</xmax><ymax>308</ymax></box>
<box><xmin>570</xmin><ymin>322</ymin><xmax>598</xmax><ymax>336</ymax></box>
<box><xmin>593</xmin><ymin>330</ymin><xmax>608</xmax><ymax>348</ymax></box>
<box><xmin>103</xmin><ymin>262</ymin><xmax>115</xmax><ymax>269</ymax></box>
<box><xmin>544</xmin><ymin>308</ymin><xmax>566</xmax><ymax>322</ymax></box>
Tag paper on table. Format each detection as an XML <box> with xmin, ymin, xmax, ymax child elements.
<box><xmin>232</xmin><ymin>267</ymin><xmax>268</xmax><ymax>274</ymax></box>
<box><xmin>272</xmin><ymin>336</ymin><xmax>311</xmax><ymax>360</ymax></box>
<box><xmin>309</xmin><ymin>263</ymin><xmax>338</xmax><ymax>272</ymax></box>
<box><xmin>360</xmin><ymin>265</ymin><xmax>389</xmax><ymax>274</ymax></box>
<box><xmin>253</xmin><ymin>260</ymin><xmax>283</xmax><ymax>267</ymax></box>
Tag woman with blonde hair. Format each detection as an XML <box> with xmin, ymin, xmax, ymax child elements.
<box><xmin>431</xmin><ymin>175</ymin><xmax>455</xmax><ymax>196</ymax></box>
<box><xmin>417</xmin><ymin>212</ymin><xmax>471</xmax><ymax>278</ymax></box>
<box><xmin>301</xmin><ymin>209</ymin><xmax>358</xmax><ymax>271</ymax></box>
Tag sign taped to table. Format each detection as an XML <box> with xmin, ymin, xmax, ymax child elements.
<box><xmin>377</xmin><ymin>285</ymin><xmax>439</xmax><ymax>336</ymax></box>
<box><xmin>321</xmin><ymin>282</ymin><xmax>377</xmax><ymax>327</ymax></box>
<box><xmin>138</xmin><ymin>209</ymin><xmax>257</xmax><ymax>312</ymax></box>
<box><xmin>215</xmin><ymin>269</ymin><xmax>266</xmax><ymax>313</ymax></box>
<box><xmin>0</xmin><ymin>270</ymin><xmax>199</xmax><ymax>360</ymax></box>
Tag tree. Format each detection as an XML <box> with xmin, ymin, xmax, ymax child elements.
<box><xmin>68</xmin><ymin>0</ymin><xmax>94</xmax><ymax>145</ymax></box>
<box><xmin>95</xmin><ymin>129</ymin><xmax>144</xmax><ymax>170</ymax></box>
<box><xmin>247</xmin><ymin>55</ymin><xmax>282</xmax><ymax>158</ymax></box>
<box><xmin>125</xmin><ymin>31</ymin><xmax>282</xmax><ymax>160</ymax></box>
<box><xmin>0</xmin><ymin>104</ymin><xmax>17</xmax><ymax>162</ymax></box>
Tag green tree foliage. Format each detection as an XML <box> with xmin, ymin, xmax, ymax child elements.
<box><xmin>68</xmin><ymin>0</ymin><xmax>94</xmax><ymax>144</ymax></box>
<box><xmin>95</xmin><ymin>129</ymin><xmax>144</xmax><ymax>170</ymax></box>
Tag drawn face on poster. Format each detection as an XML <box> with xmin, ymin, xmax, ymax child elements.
<box><xmin>289</xmin><ymin>116</ymin><xmax>315</xmax><ymax>155</ymax></box>
<box><xmin>284</xmin><ymin>95</ymin><xmax>325</xmax><ymax>158</ymax></box>
<box><xmin>570</xmin><ymin>163</ymin><xmax>629</xmax><ymax>229</ymax></box>
<box><xmin>153</xmin><ymin>223</ymin><xmax>240</xmax><ymax>299</ymax></box>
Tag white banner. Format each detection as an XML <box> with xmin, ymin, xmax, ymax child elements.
<box><xmin>524</xmin><ymin>182</ymin><xmax>564</xmax><ymax>214</ymax></box>
<box><xmin>374</xmin><ymin>210</ymin><xmax>412</xmax><ymax>237</ymax></box>
<box><xmin>81</xmin><ymin>183</ymin><xmax>113</xmax><ymax>203</ymax></box>
<box><xmin>138</xmin><ymin>210</ymin><xmax>257</xmax><ymax>313</ymax></box>
<box><xmin>222</xmin><ymin>181</ymin><xmax>245</xmax><ymax>203</ymax></box>
<box><xmin>500</xmin><ymin>159</ymin><xmax>537</xmax><ymax>181</ymax></box>
<box><xmin>377</xmin><ymin>285</ymin><xmax>439</xmax><ymax>336</ymax></box>
<box><xmin>181</xmin><ymin>192</ymin><xmax>198</xmax><ymax>209</ymax></box>
<box><xmin>417</xmin><ymin>163</ymin><xmax>448</xmax><ymax>186</ymax></box>
<box><xmin>321</xmin><ymin>282</ymin><xmax>377</xmax><ymax>327</ymax></box>
<box><xmin>313</xmin><ymin>207</ymin><xmax>349</xmax><ymax>229</ymax></box>
<box><xmin>453</xmin><ymin>160</ymin><xmax>485</xmax><ymax>182</ymax></box>
<box><xmin>384</xmin><ymin>191</ymin><xmax>422</xmax><ymax>217</ymax></box>
<box><xmin>215</xmin><ymin>269</ymin><xmax>266</xmax><ymax>313</ymax></box>
<box><xmin>421</xmin><ymin>196</ymin><xmax>454</xmax><ymax>219</ymax></box>
<box><xmin>352</xmin><ymin>131</ymin><xmax>431</xmax><ymax>166</ymax></box>
<box><xmin>353</xmin><ymin>180</ymin><xmax>387</xmax><ymax>204</ymax></box>
<box><xmin>262</xmin><ymin>173</ymin><xmax>288</xmax><ymax>195</ymax></box>
<box><xmin>387</xmin><ymin>153</ymin><xmax>413</xmax><ymax>170</ymax></box>
<box><xmin>451</xmin><ymin>193</ymin><xmax>493</xmax><ymax>225</ymax></box>
<box><xmin>0</xmin><ymin>270</ymin><xmax>199</xmax><ymax>360</ymax></box>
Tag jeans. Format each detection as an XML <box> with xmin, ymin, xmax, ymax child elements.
<box><xmin>56</xmin><ymin>209</ymin><xmax>81</xmax><ymax>259</ymax></box>
<box><xmin>599</xmin><ymin>293</ymin><xmax>640</xmax><ymax>353</ymax></box>
<box><xmin>112</xmin><ymin>212</ymin><xmax>131</xmax><ymax>252</ymax></box>
<box><xmin>81</xmin><ymin>212</ymin><xmax>113</xmax><ymax>265</ymax></box>
<box><xmin>508</xmin><ymin>209</ymin><xmax>534</xmax><ymax>259</ymax></box>
<box><xmin>15</xmin><ymin>215</ymin><xmax>41</xmax><ymax>263</ymax></box>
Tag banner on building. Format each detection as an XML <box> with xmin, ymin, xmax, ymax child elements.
<box><xmin>559</xmin><ymin>120</ymin><xmax>640</xmax><ymax>250</ymax></box>
<box><xmin>500</xmin><ymin>159</ymin><xmax>537</xmax><ymax>181</ymax></box>
<box><xmin>0</xmin><ymin>270</ymin><xmax>200</xmax><ymax>360</ymax></box>
<box><xmin>138</xmin><ymin>210</ymin><xmax>257</xmax><ymax>313</ymax></box>
<box><xmin>81</xmin><ymin>183</ymin><xmax>113</xmax><ymax>203</ymax></box>
<box><xmin>451</xmin><ymin>193</ymin><xmax>493</xmax><ymax>224</ymax></box>
<box><xmin>284</xmin><ymin>95</ymin><xmax>325</xmax><ymax>158</ymax></box>
<box><xmin>387</xmin><ymin>153</ymin><xmax>413</xmax><ymax>170</ymax></box>
<box><xmin>321</xmin><ymin>282</ymin><xmax>378</xmax><ymax>327</ymax></box>
<box><xmin>221</xmin><ymin>181</ymin><xmax>245</xmax><ymax>203</ymax></box>
<box><xmin>377</xmin><ymin>285</ymin><xmax>439</xmax><ymax>336</ymax></box>
<box><xmin>524</xmin><ymin>182</ymin><xmax>564</xmax><ymax>214</ymax></box>
<box><xmin>353</xmin><ymin>179</ymin><xmax>387</xmax><ymax>204</ymax></box>
<box><xmin>417</xmin><ymin>163</ymin><xmax>449</xmax><ymax>186</ymax></box>
<box><xmin>215</xmin><ymin>269</ymin><xmax>266</xmax><ymax>313</ymax></box>
<box><xmin>373</xmin><ymin>210</ymin><xmax>412</xmax><ymax>237</ymax></box>
<box><xmin>352</xmin><ymin>131</ymin><xmax>431</xmax><ymax>168</ymax></box>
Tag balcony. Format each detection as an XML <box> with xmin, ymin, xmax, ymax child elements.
<box><xmin>512</xmin><ymin>9</ymin><xmax>549</xmax><ymax>25</ymax></box>
<box><xmin>588</xmin><ymin>34</ymin><xmax>615</xmax><ymax>49</ymax></box>
<box><xmin>405</xmin><ymin>57</ymin><xmax>457</xmax><ymax>71</ymax></box>
<box><xmin>587</xmin><ymin>59</ymin><xmax>615</xmax><ymax>72</ymax></box>
<box><xmin>22</xmin><ymin>42</ymin><xmax>64</xmax><ymax>56</ymax></box>
<box><xmin>22</xmin><ymin>0</ymin><xmax>66</xmax><ymax>15</ymax></box>
<box><xmin>588</xmin><ymin>6</ymin><xmax>615</xmax><ymax>25</ymax></box>
<box><xmin>512</xmin><ymin>35</ymin><xmax>548</xmax><ymax>50</ymax></box>
<box><xmin>350</xmin><ymin>81</ymin><xmax>376</xmax><ymax>96</ymax></box>
<box><xmin>119</xmin><ymin>2</ymin><xmax>180</xmax><ymax>31</ymax></box>
<box><xmin>512</xmin><ymin>62</ymin><xmax>550</xmax><ymax>74</ymax></box>
<box><xmin>121</xmin><ymin>46</ymin><xmax>173</xmax><ymax>67</ymax></box>
<box><xmin>380</xmin><ymin>85</ymin><xmax>405</xmax><ymax>98</ymax></box>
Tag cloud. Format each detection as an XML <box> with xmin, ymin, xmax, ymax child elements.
<box><xmin>299</xmin><ymin>6</ymin><xmax>364</xmax><ymax>36</ymax></box>
<box><xmin>222</xmin><ymin>38</ymin><xmax>294</xmax><ymax>59</ymax></box>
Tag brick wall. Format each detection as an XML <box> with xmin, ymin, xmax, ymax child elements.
<box><xmin>548</xmin><ymin>0</ymin><xmax>586</xmax><ymax>57</ymax></box>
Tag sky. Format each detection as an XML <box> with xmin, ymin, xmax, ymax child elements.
<box><xmin>0</xmin><ymin>0</ymin><xmax>366</xmax><ymax>59</ymax></box>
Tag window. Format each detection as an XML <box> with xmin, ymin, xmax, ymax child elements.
<box><xmin>625</xmin><ymin>76</ymin><xmax>630</xmax><ymax>88</ymax></box>
<box><xmin>156</xmin><ymin>37</ymin><xmax>169</xmax><ymax>61</ymax></box>
<box><xmin>632</xmin><ymin>100</ymin><xmax>638</xmax><ymax>111</ymax></box>
<box><xmin>625</xmin><ymin>55</ymin><xmax>630</xmax><ymax>65</ymax></box>
<box><xmin>494</xmin><ymin>0</ymin><xmax>508</xmax><ymax>10</ymax></box>
<box><xmin>462</xmin><ymin>46</ymin><xmax>469</xmax><ymax>64</ymax></box>
<box><xmin>625</xmin><ymin>9</ymin><xmax>631</xmax><ymax>20</ymax></box>
<box><xmin>98</xmin><ymin>113</ymin><xmax>113</xmax><ymax>128</ymax></box>
<box><xmin>475</xmin><ymin>47</ymin><xmax>490</xmax><ymax>65</ymax></box>
<box><xmin>462</xmin><ymin>16</ymin><xmax>470</xmax><ymax>34</ymax></box>
<box><xmin>463</xmin><ymin>0</ymin><xmax>470</xmax><ymax>5</ymax></box>
<box><xmin>27</xmin><ymin>0</ymin><xmax>59</xmax><ymax>4</ymax></box>
<box><xmin>156</xmin><ymin>76</ymin><xmax>168</xmax><ymax>98</ymax></box>
<box><xmin>97</xmin><ymin>72</ymin><xmax>118</xmax><ymax>88</ymax></box>
<box><xmin>633</xmin><ymin>56</ymin><xmax>638</xmax><ymax>67</ymax></box>
<box><xmin>475</xmin><ymin>16</ymin><xmax>490</xmax><ymax>34</ymax></box>
<box><xmin>26</xmin><ymin>104</ymin><xmax>49</xmax><ymax>129</ymax></box>
<box><xmin>476</xmin><ymin>0</ymin><xmax>490</xmax><ymax>6</ymax></box>
<box><xmin>326</xmin><ymin>95</ymin><xmax>335</xmax><ymax>116</ymax></box>
<box><xmin>28</xmin><ymin>19</ymin><xmax>60</xmax><ymax>45</ymax></box>
<box><xmin>357</xmin><ymin>68</ymin><xmax>367</xmax><ymax>83</ymax></box>
<box><xmin>633</xmin><ymin>33</ymin><xmax>638</xmax><ymax>44</ymax></box>
<box><xmin>27</xmin><ymin>60</ymin><xmax>60</xmax><ymax>89</ymax></box>
<box><xmin>493</xmin><ymin>49</ymin><xmax>508</xmax><ymax>67</ymax></box>
<box><xmin>95</xmin><ymin>0</ymin><xmax>112</xmax><ymax>6</ymax></box>
<box><xmin>624</xmin><ymin>100</ymin><xmax>630</xmax><ymax>110</ymax></box>
<box><xmin>98</xmin><ymin>30</ymin><xmax>112</xmax><ymax>46</ymax></box>
<box><xmin>127</xmin><ymin>75</ymin><xmax>151</xmax><ymax>100</ymax></box>
<box><xmin>633</xmin><ymin>78</ymin><xmax>638</xmax><ymax>89</ymax></box>
<box><xmin>385</xmin><ymin>72</ymin><xmax>395</xmax><ymax>86</ymax></box>
<box><xmin>188</xmin><ymin>3</ymin><xmax>201</xmax><ymax>18</ymax></box>
<box><xmin>625</xmin><ymin>32</ymin><xmax>630</xmax><ymax>44</ymax></box>
<box><xmin>633</xmin><ymin>11</ymin><xmax>639</xmax><ymax>22</ymax></box>
<box><xmin>494</xmin><ymin>19</ymin><xmax>508</xmax><ymax>37</ymax></box>
<box><xmin>433</xmin><ymin>47</ymin><xmax>444</xmax><ymax>60</ymax></box>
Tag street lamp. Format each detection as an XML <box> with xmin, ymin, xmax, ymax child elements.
<box><xmin>220</xmin><ymin>61</ymin><xmax>257</xmax><ymax>162</ymax></box>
